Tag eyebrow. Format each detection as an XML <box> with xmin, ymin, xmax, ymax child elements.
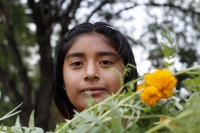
<box><xmin>65</xmin><ymin>51</ymin><xmax>119</xmax><ymax>60</ymax></box>
<box><xmin>97</xmin><ymin>51</ymin><xmax>119</xmax><ymax>58</ymax></box>
<box><xmin>65</xmin><ymin>52</ymin><xmax>84</xmax><ymax>59</ymax></box>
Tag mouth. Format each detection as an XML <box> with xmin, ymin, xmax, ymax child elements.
<box><xmin>80</xmin><ymin>87</ymin><xmax>106</xmax><ymax>96</ymax></box>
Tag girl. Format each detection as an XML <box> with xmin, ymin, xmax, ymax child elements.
<box><xmin>52</xmin><ymin>22</ymin><xmax>137</xmax><ymax>119</ymax></box>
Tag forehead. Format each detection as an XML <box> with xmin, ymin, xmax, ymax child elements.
<box><xmin>74</xmin><ymin>32</ymin><xmax>111</xmax><ymax>45</ymax></box>
<box><xmin>67</xmin><ymin>33</ymin><xmax>116</xmax><ymax>53</ymax></box>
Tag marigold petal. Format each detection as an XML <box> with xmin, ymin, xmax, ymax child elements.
<box><xmin>160</xmin><ymin>117</ymin><xmax>166</xmax><ymax>122</ymax></box>
<box><xmin>140</xmin><ymin>86</ymin><xmax>162</xmax><ymax>106</ymax></box>
<box><xmin>144</xmin><ymin>69</ymin><xmax>177</xmax><ymax>99</ymax></box>
<box><xmin>136</xmin><ymin>84</ymin><xmax>144</xmax><ymax>91</ymax></box>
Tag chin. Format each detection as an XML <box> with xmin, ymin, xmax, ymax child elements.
<box><xmin>92</xmin><ymin>97</ymin><xmax>106</xmax><ymax>104</ymax></box>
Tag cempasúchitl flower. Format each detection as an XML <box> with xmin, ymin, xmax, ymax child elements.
<box><xmin>160</xmin><ymin>117</ymin><xmax>179</xmax><ymax>127</ymax></box>
<box><xmin>160</xmin><ymin>117</ymin><xmax>166</xmax><ymax>122</ymax></box>
<box><xmin>136</xmin><ymin>84</ymin><xmax>144</xmax><ymax>91</ymax></box>
<box><xmin>139</xmin><ymin>69</ymin><xmax>177</xmax><ymax>106</ymax></box>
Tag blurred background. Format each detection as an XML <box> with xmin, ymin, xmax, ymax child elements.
<box><xmin>0</xmin><ymin>0</ymin><xmax>199</xmax><ymax>131</ymax></box>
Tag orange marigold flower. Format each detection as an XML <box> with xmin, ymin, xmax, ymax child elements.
<box><xmin>159</xmin><ymin>117</ymin><xmax>179</xmax><ymax>127</ymax></box>
<box><xmin>160</xmin><ymin>117</ymin><xmax>166</xmax><ymax>122</ymax></box>
<box><xmin>144</xmin><ymin>69</ymin><xmax>177</xmax><ymax>98</ymax></box>
<box><xmin>140</xmin><ymin>69</ymin><xmax>177</xmax><ymax>106</ymax></box>
<box><xmin>136</xmin><ymin>84</ymin><xmax>144</xmax><ymax>91</ymax></box>
<box><xmin>140</xmin><ymin>86</ymin><xmax>162</xmax><ymax>106</ymax></box>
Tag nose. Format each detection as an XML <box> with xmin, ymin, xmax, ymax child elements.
<box><xmin>84</xmin><ymin>62</ymin><xmax>99</xmax><ymax>81</ymax></box>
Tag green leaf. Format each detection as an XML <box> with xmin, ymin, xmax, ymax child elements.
<box><xmin>85</xmin><ymin>91</ymin><xmax>93</xmax><ymax>109</ymax></box>
<box><xmin>21</xmin><ymin>127</ymin><xmax>31</xmax><ymax>133</ymax></box>
<box><xmin>0</xmin><ymin>124</ymin><xmax>3</xmax><ymax>130</ymax></box>
<box><xmin>110</xmin><ymin>102</ymin><xmax>123</xmax><ymax>133</ymax></box>
<box><xmin>88</xmin><ymin>126</ymin><xmax>104</xmax><ymax>133</ymax></box>
<box><xmin>160</xmin><ymin>42</ymin><xmax>171</xmax><ymax>59</ymax></box>
<box><xmin>6</xmin><ymin>126</ymin><xmax>13</xmax><ymax>133</ymax></box>
<box><xmin>31</xmin><ymin>127</ymin><xmax>44</xmax><ymax>133</ymax></box>
<box><xmin>29</xmin><ymin>110</ymin><xmax>35</xmax><ymax>130</ymax></box>
<box><xmin>164</xmin><ymin>61</ymin><xmax>169</xmax><ymax>68</ymax></box>
<box><xmin>174</xmin><ymin>100</ymin><xmax>183</xmax><ymax>110</ymax></box>
<box><xmin>77</xmin><ymin>113</ymin><xmax>101</xmax><ymax>125</ymax></box>
<box><xmin>11</xmin><ymin>117</ymin><xmax>23</xmax><ymax>133</ymax></box>
<box><xmin>160</xmin><ymin>32</ymin><xmax>168</xmax><ymax>40</ymax></box>
<box><xmin>15</xmin><ymin>116</ymin><xmax>21</xmax><ymax>128</ymax></box>
<box><xmin>161</xmin><ymin>23</ymin><xmax>170</xmax><ymax>33</ymax></box>
<box><xmin>183</xmin><ymin>76</ymin><xmax>200</xmax><ymax>90</ymax></box>
<box><xmin>71</xmin><ymin>124</ymin><xmax>92</xmax><ymax>133</ymax></box>
<box><xmin>164</xmin><ymin>61</ymin><xmax>174</xmax><ymax>68</ymax></box>
<box><xmin>160</xmin><ymin>24</ymin><xmax>175</xmax><ymax>45</ymax></box>
<box><xmin>198</xmin><ymin>26</ymin><xmax>200</xmax><ymax>31</ymax></box>
<box><xmin>186</xmin><ymin>70</ymin><xmax>200</xmax><ymax>75</ymax></box>
<box><xmin>160</xmin><ymin>30</ymin><xmax>174</xmax><ymax>45</ymax></box>
<box><xmin>0</xmin><ymin>103</ymin><xmax>22</xmax><ymax>121</ymax></box>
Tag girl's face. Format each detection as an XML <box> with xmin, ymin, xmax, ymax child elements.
<box><xmin>63</xmin><ymin>33</ymin><xmax>124</xmax><ymax>112</ymax></box>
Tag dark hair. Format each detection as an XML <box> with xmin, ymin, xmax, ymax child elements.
<box><xmin>52</xmin><ymin>22</ymin><xmax>137</xmax><ymax>119</ymax></box>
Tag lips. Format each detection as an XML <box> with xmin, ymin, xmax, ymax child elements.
<box><xmin>80</xmin><ymin>87</ymin><xmax>106</xmax><ymax>95</ymax></box>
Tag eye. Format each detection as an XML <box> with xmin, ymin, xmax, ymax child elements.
<box><xmin>100</xmin><ymin>60</ymin><xmax>113</xmax><ymax>65</ymax></box>
<box><xmin>71</xmin><ymin>61</ymin><xmax>83</xmax><ymax>66</ymax></box>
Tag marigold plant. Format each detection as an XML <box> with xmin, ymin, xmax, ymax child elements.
<box><xmin>1</xmin><ymin>24</ymin><xmax>200</xmax><ymax>133</ymax></box>
<box><xmin>140</xmin><ymin>86</ymin><xmax>162</xmax><ymax>106</ymax></box>
<box><xmin>136</xmin><ymin>84</ymin><xmax>144</xmax><ymax>91</ymax></box>
<box><xmin>140</xmin><ymin>69</ymin><xmax>177</xmax><ymax>106</ymax></box>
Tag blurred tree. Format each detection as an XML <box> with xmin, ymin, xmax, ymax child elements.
<box><xmin>0</xmin><ymin>0</ymin><xmax>199</xmax><ymax>131</ymax></box>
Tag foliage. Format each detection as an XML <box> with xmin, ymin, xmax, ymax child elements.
<box><xmin>0</xmin><ymin>110</ymin><xmax>44</xmax><ymax>133</ymax></box>
<box><xmin>0</xmin><ymin>0</ymin><xmax>199</xmax><ymax>131</ymax></box>
<box><xmin>0</xmin><ymin>24</ymin><xmax>200</xmax><ymax>133</ymax></box>
<box><xmin>160</xmin><ymin>24</ymin><xmax>178</xmax><ymax>68</ymax></box>
<box><xmin>52</xmin><ymin>25</ymin><xmax>200</xmax><ymax>133</ymax></box>
<box><xmin>0</xmin><ymin>103</ymin><xmax>22</xmax><ymax>121</ymax></box>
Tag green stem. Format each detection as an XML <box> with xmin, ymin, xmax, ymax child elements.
<box><xmin>185</xmin><ymin>71</ymin><xmax>200</xmax><ymax>75</ymax></box>
<box><xmin>55</xmin><ymin>65</ymin><xmax>200</xmax><ymax>132</ymax></box>
<box><xmin>174</xmin><ymin>65</ymin><xmax>200</xmax><ymax>76</ymax></box>
<box><xmin>86</xmin><ymin>77</ymin><xmax>143</xmax><ymax>113</ymax></box>
<box><xmin>145</xmin><ymin>110</ymin><xmax>193</xmax><ymax>133</ymax></box>
<box><xmin>117</xmin><ymin>90</ymin><xmax>141</xmax><ymax>106</ymax></box>
<box><xmin>84</xmin><ymin>77</ymin><xmax>142</xmax><ymax>117</ymax></box>
<box><xmin>55</xmin><ymin>93</ymin><xmax>118</xmax><ymax>133</ymax></box>
<box><xmin>122</xmin><ymin>115</ymin><xmax>173</xmax><ymax>120</ymax></box>
<box><xmin>55</xmin><ymin>78</ymin><xmax>142</xmax><ymax>133</ymax></box>
<box><xmin>98</xmin><ymin>90</ymin><xmax>142</xmax><ymax>121</ymax></box>
<box><xmin>101</xmin><ymin>115</ymin><xmax>173</xmax><ymax>123</ymax></box>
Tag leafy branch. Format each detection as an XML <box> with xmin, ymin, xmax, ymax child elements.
<box><xmin>0</xmin><ymin>102</ymin><xmax>22</xmax><ymax>121</ymax></box>
<box><xmin>160</xmin><ymin>24</ymin><xmax>178</xmax><ymax>68</ymax></box>
<box><xmin>1</xmin><ymin>24</ymin><xmax>200</xmax><ymax>133</ymax></box>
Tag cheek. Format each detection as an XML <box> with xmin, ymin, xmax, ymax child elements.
<box><xmin>63</xmin><ymin>68</ymin><xmax>82</xmax><ymax>85</ymax></box>
<box><xmin>63</xmin><ymin>71</ymin><xmax>75</xmax><ymax>96</ymax></box>
<box><xmin>63</xmin><ymin>73</ymin><xmax>79</xmax><ymax>94</ymax></box>
<box><xmin>108</xmin><ymin>64</ymin><xmax>124</xmax><ymax>93</ymax></box>
<box><xmin>103</xmin><ymin>71</ymin><xmax>122</xmax><ymax>93</ymax></box>
<box><xmin>112</xmin><ymin>76</ymin><xmax>122</xmax><ymax>92</ymax></box>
